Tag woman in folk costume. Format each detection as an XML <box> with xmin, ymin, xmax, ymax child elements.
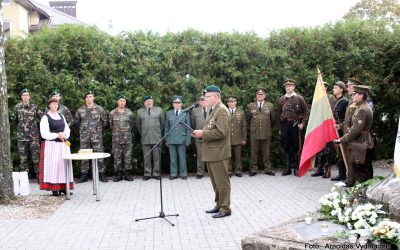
<box><xmin>39</xmin><ymin>97</ymin><xmax>74</xmax><ymax>196</ymax></box>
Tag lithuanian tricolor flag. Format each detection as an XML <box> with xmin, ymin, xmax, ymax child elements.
<box><xmin>394</xmin><ymin>118</ymin><xmax>400</xmax><ymax>178</ymax></box>
<box><xmin>299</xmin><ymin>70</ymin><xmax>338</xmax><ymax>177</ymax></box>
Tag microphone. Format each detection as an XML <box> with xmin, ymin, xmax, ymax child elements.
<box><xmin>182</xmin><ymin>103</ymin><xmax>199</xmax><ymax>112</ymax></box>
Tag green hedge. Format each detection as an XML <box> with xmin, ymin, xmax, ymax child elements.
<box><xmin>5</xmin><ymin>20</ymin><xmax>400</xmax><ymax>175</ymax></box>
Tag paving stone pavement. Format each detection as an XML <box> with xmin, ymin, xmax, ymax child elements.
<box><xmin>0</xmin><ymin>168</ymin><xmax>390</xmax><ymax>250</ymax></box>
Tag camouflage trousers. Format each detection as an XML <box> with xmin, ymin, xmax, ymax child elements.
<box><xmin>112</xmin><ymin>142</ymin><xmax>132</xmax><ymax>171</ymax></box>
<box><xmin>18</xmin><ymin>139</ymin><xmax>40</xmax><ymax>173</ymax></box>
<box><xmin>80</xmin><ymin>140</ymin><xmax>105</xmax><ymax>174</ymax></box>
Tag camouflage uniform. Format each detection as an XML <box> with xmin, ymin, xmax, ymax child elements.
<box><xmin>45</xmin><ymin>104</ymin><xmax>74</xmax><ymax>127</ymax></box>
<box><xmin>74</xmin><ymin>104</ymin><xmax>108</xmax><ymax>173</ymax></box>
<box><xmin>12</xmin><ymin>102</ymin><xmax>43</xmax><ymax>173</ymax></box>
<box><xmin>109</xmin><ymin>108</ymin><xmax>134</xmax><ymax>172</ymax></box>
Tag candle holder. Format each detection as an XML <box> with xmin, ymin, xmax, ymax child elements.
<box><xmin>321</xmin><ymin>223</ymin><xmax>329</xmax><ymax>236</ymax></box>
<box><xmin>304</xmin><ymin>213</ymin><xmax>312</xmax><ymax>224</ymax></box>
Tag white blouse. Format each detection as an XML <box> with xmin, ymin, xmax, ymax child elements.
<box><xmin>40</xmin><ymin>112</ymin><xmax>70</xmax><ymax>140</ymax></box>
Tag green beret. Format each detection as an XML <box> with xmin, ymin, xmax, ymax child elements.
<box><xmin>334</xmin><ymin>81</ymin><xmax>346</xmax><ymax>91</ymax></box>
<box><xmin>20</xmin><ymin>88</ymin><xmax>29</xmax><ymax>96</ymax></box>
<box><xmin>84</xmin><ymin>90</ymin><xmax>94</xmax><ymax>98</ymax></box>
<box><xmin>205</xmin><ymin>85</ymin><xmax>221</xmax><ymax>93</ymax></box>
<box><xmin>116</xmin><ymin>95</ymin><xmax>126</xmax><ymax>101</ymax></box>
<box><xmin>172</xmin><ymin>95</ymin><xmax>183</xmax><ymax>103</ymax></box>
<box><xmin>50</xmin><ymin>89</ymin><xmax>60</xmax><ymax>97</ymax></box>
<box><xmin>284</xmin><ymin>79</ymin><xmax>296</xmax><ymax>85</ymax></box>
<box><xmin>225</xmin><ymin>95</ymin><xmax>237</xmax><ymax>102</ymax></box>
<box><xmin>347</xmin><ymin>78</ymin><xmax>363</xmax><ymax>86</ymax></box>
<box><xmin>143</xmin><ymin>95</ymin><xmax>153</xmax><ymax>101</ymax></box>
<box><xmin>353</xmin><ymin>85</ymin><xmax>371</xmax><ymax>95</ymax></box>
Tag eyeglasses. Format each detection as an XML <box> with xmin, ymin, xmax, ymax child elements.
<box><xmin>256</xmin><ymin>93</ymin><xmax>265</xmax><ymax>96</ymax></box>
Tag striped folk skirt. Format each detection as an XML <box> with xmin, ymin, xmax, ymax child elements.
<box><xmin>39</xmin><ymin>141</ymin><xmax>74</xmax><ymax>191</ymax></box>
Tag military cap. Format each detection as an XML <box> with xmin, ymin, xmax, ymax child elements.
<box><xmin>205</xmin><ymin>85</ymin><xmax>221</xmax><ymax>93</ymax></box>
<box><xmin>172</xmin><ymin>95</ymin><xmax>183</xmax><ymax>103</ymax></box>
<box><xmin>256</xmin><ymin>87</ymin><xmax>266</xmax><ymax>94</ymax></box>
<box><xmin>84</xmin><ymin>90</ymin><xmax>94</xmax><ymax>98</ymax></box>
<box><xmin>20</xmin><ymin>88</ymin><xmax>29</xmax><ymax>96</ymax></box>
<box><xmin>225</xmin><ymin>95</ymin><xmax>237</xmax><ymax>102</ymax></box>
<box><xmin>284</xmin><ymin>79</ymin><xmax>296</xmax><ymax>86</ymax></box>
<box><xmin>353</xmin><ymin>85</ymin><xmax>371</xmax><ymax>95</ymax></box>
<box><xmin>50</xmin><ymin>89</ymin><xmax>60</xmax><ymax>97</ymax></box>
<box><xmin>143</xmin><ymin>95</ymin><xmax>153</xmax><ymax>101</ymax></box>
<box><xmin>347</xmin><ymin>78</ymin><xmax>363</xmax><ymax>86</ymax></box>
<box><xmin>334</xmin><ymin>81</ymin><xmax>346</xmax><ymax>91</ymax></box>
<box><xmin>116</xmin><ymin>95</ymin><xmax>126</xmax><ymax>101</ymax></box>
<box><xmin>198</xmin><ymin>94</ymin><xmax>206</xmax><ymax>101</ymax></box>
<box><xmin>323</xmin><ymin>82</ymin><xmax>329</xmax><ymax>86</ymax></box>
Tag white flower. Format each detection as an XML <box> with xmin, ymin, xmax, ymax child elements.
<box><xmin>335</xmin><ymin>182</ymin><xmax>346</xmax><ymax>187</ymax></box>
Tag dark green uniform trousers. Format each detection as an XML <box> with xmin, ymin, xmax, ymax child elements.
<box><xmin>206</xmin><ymin>159</ymin><xmax>231</xmax><ymax>214</ymax></box>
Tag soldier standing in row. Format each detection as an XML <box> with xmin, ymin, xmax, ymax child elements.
<box><xmin>192</xmin><ymin>85</ymin><xmax>231</xmax><ymax>218</ymax></box>
<box><xmin>190</xmin><ymin>95</ymin><xmax>208</xmax><ymax>179</ymax></box>
<box><xmin>226</xmin><ymin>96</ymin><xmax>246</xmax><ymax>177</ymax></box>
<box><xmin>109</xmin><ymin>95</ymin><xmax>134</xmax><ymax>182</ymax></box>
<box><xmin>334</xmin><ymin>85</ymin><xmax>374</xmax><ymax>183</ymax></box>
<box><xmin>47</xmin><ymin>89</ymin><xmax>74</xmax><ymax>127</ymax></box>
<box><xmin>278</xmin><ymin>79</ymin><xmax>308</xmax><ymax>176</ymax></box>
<box><xmin>165</xmin><ymin>96</ymin><xmax>191</xmax><ymax>180</ymax></box>
<box><xmin>246</xmin><ymin>88</ymin><xmax>276</xmax><ymax>176</ymax></box>
<box><xmin>12</xmin><ymin>88</ymin><xmax>43</xmax><ymax>175</ymax></box>
<box><xmin>75</xmin><ymin>91</ymin><xmax>108</xmax><ymax>183</ymax></box>
<box><xmin>136</xmin><ymin>95</ymin><xmax>164</xmax><ymax>181</ymax></box>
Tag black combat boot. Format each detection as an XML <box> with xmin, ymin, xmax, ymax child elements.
<box><xmin>76</xmin><ymin>173</ymin><xmax>88</xmax><ymax>183</ymax></box>
<box><xmin>124</xmin><ymin>171</ymin><xmax>133</xmax><ymax>181</ymax></box>
<box><xmin>331</xmin><ymin>161</ymin><xmax>346</xmax><ymax>181</ymax></box>
<box><xmin>99</xmin><ymin>173</ymin><xmax>108</xmax><ymax>182</ymax></box>
<box><xmin>113</xmin><ymin>171</ymin><xmax>123</xmax><ymax>182</ymax></box>
<box><xmin>311</xmin><ymin>153</ymin><xmax>324</xmax><ymax>177</ymax></box>
<box><xmin>281</xmin><ymin>153</ymin><xmax>291</xmax><ymax>176</ymax></box>
<box><xmin>293</xmin><ymin>153</ymin><xmax>299</xmax><ymax>176</ymax></box>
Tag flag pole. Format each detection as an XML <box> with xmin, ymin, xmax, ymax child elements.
<box><xmin>316</xmin><ymin>68</ymin><xmax>349</xmax><ymax>173</ymax></box>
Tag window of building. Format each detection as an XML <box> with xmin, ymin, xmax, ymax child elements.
<box><xmin>3</xmin><ymin>21</ymin><xmax>11</xmax><ymax>38</ymax></box>
<box><xmin>2</xmin><ymin>0</ymin><xmax>11</xmax><ymax>5</ymax></box>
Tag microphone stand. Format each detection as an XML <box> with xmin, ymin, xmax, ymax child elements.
<box><xmin>135</xmin><ymin>109</ymin><xmax>193</xmax><ymax>226</ymax></box>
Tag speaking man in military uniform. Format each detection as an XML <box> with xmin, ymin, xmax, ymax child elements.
<box><xmin>192</xmin><ymin>85</ymin><xmax>231</xmax><ymax>218</ymax></box>
<box><xmin>12</xmin><ymin>88</ymin><xmax>43</xmax><ymax>175</ymax></box>
<box><xmin>278</xmin><ymin>79</ymin><xmax>308</xmax><ymax>176</ymax></box>
<box><xmin>46</xmin><ymin>89</ymin><xmax>74</xmax><ymax>127</ymax></box>
<box><xmin>165</xmin><ymin>96</ymin><xmax>191</xmax><ymax>180</ymax></box>
<box><xmin>190</xmin><ymin>94</ymin><xmax>208</xmax><ymax>179</ymax></box>
<box><xmin>75</xmin><ymin>91</ymin><xmax>108</xmax><ymax>183</ymax></box>
<box><xmin>109</xmin><ymin>95</ymin><xmax>134</xmax><ymax>182</ymax></box>
<box><xmin>245</xmin><ymin>88</ymin><xmax>276</xmax><ymax>176</ymax></box>
<box><xmin>334</xmin><ymin>85</ymin><xmax>374</xmax><ymax>183</ymax></box>
<box><xmin>226</xmin><ymin>95</ymin><xmax>246</xmax><ymax>177</ymax></box>
<box><xmin>136</xmin><ymin>95</ymin><xmax>165</xmax><ymax>181</ymax></box>
<box><xmin>334</xmin><ymin>78</ymin><xmax>361</xmax><ymax>186</ymax></box>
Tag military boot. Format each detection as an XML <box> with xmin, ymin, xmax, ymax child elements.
<box><xmin>113</xmin><ymin>171</ymin><xmax>123</xmax><ymax>182</ymax></box>
<box><xmin>99</xmin><ymin>173</ymin><xmax>108</xmax><ymax>182</ymax></box>
<box><xmin>124</xmin><ymin>171</ymin><xmax>133</xmax><ymax>181</ymax></box>
<box><xmin>311</xmin><ymin>153</ymin><xmax>324</xmax><ymax>177</ymax></box>
<box><xmin>281</xmin><ymin>153</ymin><xmax>291</xmax><ymax>176</ymax></box>
<box><xmin>76</xmin><ymin>173</ymin><xmax>88</xmax><ymax>183</ymax></box>
<box><xmin>331</xmin><ymin>161</ymin><xmax>346</xmax><ymax>181</ymax></box>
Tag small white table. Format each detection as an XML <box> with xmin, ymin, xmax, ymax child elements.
<box><xmin>64</xmin><ymin>153</ymin><xmax>111</xmax><ymax>201</ymax></box>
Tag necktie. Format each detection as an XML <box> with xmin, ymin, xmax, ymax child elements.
<box><xmin>209</xmin><ymin>108</ymin><xmax>213</xmax><ymax>115</ymax></box>
<box><xmin>203</xmin><ymin>108</ymin><xmax>207</xmax><ymax>119</ymax></box>
<box><xmin>231</xmin><ymin>109</ymin><xmax>234</xmax><ymax>114</ymax></box>
<box><xmin>259</xmin><ymin>103</ymin><xmax>262</xmax><ymax>111</ymax></box>
<box><xmin>148</xmin><ymin>108</ymin><xmax>151</xmax><ymax>115</ymax></box>
<box><xmin>175</xmin><ymin>110</ymin><xmax>179</xmax><ymax>116</ymax></box>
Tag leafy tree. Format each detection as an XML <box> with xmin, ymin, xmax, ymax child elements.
<box><xmin>344</xmin><ymin>0</ymin><xmax>400</xmax><ymax>25</ymax></box>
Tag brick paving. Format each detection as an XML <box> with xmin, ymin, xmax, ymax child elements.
<box><xmin>0</xmin><ymin>168</ymin><xmax>390</xmax><ymax>250</ymax></box>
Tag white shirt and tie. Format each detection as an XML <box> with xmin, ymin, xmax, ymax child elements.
<box><xmin>257</xmin><ymin>102</ymin><xmax>264</xmax><ymax>111</ymax></box>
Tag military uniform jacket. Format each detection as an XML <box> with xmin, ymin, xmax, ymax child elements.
<box><xmin>340</xmin><ymin>100</ymin><xmax>356</xmax><ymax>133</ymax></box>
<box><xmin>229</xmin><ymin>109</ymin><xmax>247</xmax><ymax>145</ymax></box>
<box><xmin>340</xmin><ymin>100</ymin><xmax>374</xmax><ymax>149</ymax></box>
<box><xmin>164</xmin><ymin>110</ymin><xmax>191</xmax><ymax>145</ymax></box>
<box><xmin>278</xmin><ymin>93</ymin><xmax>308</xmax><ymax>125</ymax></box>
<box><xmin>333</xmin><ymin>96</ymin><xmax>349</xmax><ymax>124</ymax></box>
<box><xmin>245</xmin><ymin>102</ymin><xmax>276</xmax><ymax>140</ymax></box>
<box><xmin>109</xmin><ymin>108</ymin><xmax>134</xmax><ymax>144</ymax></box>
<box><xmin>45</xmin><ymin>104</ymin><xmax>74</xmax><ymax>127</ymax></box>
<box><xmin>74</xmin><ymin>104</ymin><xmax>108</xmax><ymax>142</ymax></box>
<box><xmin>12</xmin><ymin>102</ymin><xmax>43</xmax><ymax>141</ymax></box>
<box><xmin>191</xmin><ymin>106</ymin><xmax>207</xmax><ymax>142</ymax></box>
<box><xmin>202</xmin><ymin>102</ymin><xmax>231</xmax><ymax>162</ymax></box>
<box><xmin>136</xmin><ymin>107</ymin><xmax>165</xmax><ymax>145</ymax></box>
